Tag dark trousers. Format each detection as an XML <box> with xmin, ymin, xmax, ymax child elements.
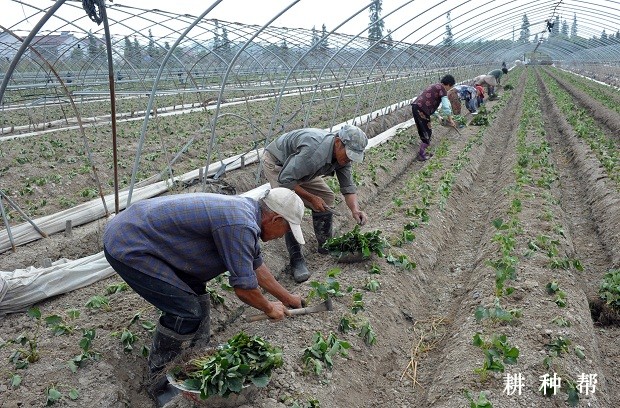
<box><xmin>103</xmin><ymin>246</ymin><xmax>205</xmax><ymax>335</ymax></box>
<box><xmin>411</xmin><ymin>104</ymin><xmax>432</xmax><ymax>144</ymax></box>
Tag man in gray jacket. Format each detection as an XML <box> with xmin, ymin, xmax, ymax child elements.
<box><xmin>262</xmin><ymin>124</ymin><xmax>369</xmax><ymax>282</ymax></box>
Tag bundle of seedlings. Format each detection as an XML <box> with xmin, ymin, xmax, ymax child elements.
<box><xmin>323</xmin><ymin>225</ymin><xmax>389</xmax><ymax>263</ymax></box>
<box><xmin>167</xmin><ymin>331</ymin><xmax>283</xmax><ymax>400</ymax></box>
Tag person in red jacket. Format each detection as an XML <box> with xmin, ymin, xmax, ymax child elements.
<box><xmin>411</xmin><ymin>75</ymin><xmax>456</xmax><ymax>161</ymax></box>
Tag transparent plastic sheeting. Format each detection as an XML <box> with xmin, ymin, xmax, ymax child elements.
<box><xmin>0</xmin><ymin>98</ymin><xmax>410</xmax><ymax>254</ymax></box>
<box><xmin>0</xmin><ymin>117</ymin><xmax>414</xmax><ymax>315</ymax></box>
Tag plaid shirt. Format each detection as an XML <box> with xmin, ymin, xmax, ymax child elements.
<box><xmin>103</xmin><ymin>193</ymin><xmax>263</xmax><ymax>293</ymax></box>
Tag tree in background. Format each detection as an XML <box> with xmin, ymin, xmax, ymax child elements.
<box><xmin>368</xmin><ymin>0</ymin><xmax>384</xmax><ymax>46</ymax></box>
<box><xmin>147</xmin><ymin>29</ymin><xmax>156</xmax><ymax>59</ymax></box>
<box><xmin>221</xmin><ymin>26</ymin><xmax>231</xmax><ymax>56</ymax></box>
<box><xmin>311</xmin><ymin>25</ymin><xmax>320</xmax><ymax>48</ymax></box>
<box><xmin>519</xmin><ymin>14</ymin><xmax>530</xmax><ymax>43</ymax></box>
<box><xmin>88</xmin><ymin>30</ymin><xmax>98</xmax><ymax>60</ymax></box>
<box><xmin>70</xmin><ymin>44</ymin><xmax>84</xmax><ymax>62</ymax></box>
<box><xmin>443</xmin><ymin>12</ymin><xmax>454</xmax><ymax>46</ymax></box>
<box><xmin>600</xmin><ymin>29</ymin><xmax>608</xmax><ymax>44</ymax></box>
<box><xmin>123</xmin><ymin>36</ymin><xmax>132</xmax><ymax>62</ymax></box>
<box><xmin>320</xmin><ymin>24</ymin><xmax>329</xmax><ymax>50</ymax></box>
<box><xmin>550</xmin><ymin>15</ymin><xmax>560</xmax><ymax>37</ymax></box>
<box><xmin>561</xmin><ymin>19</ymin><xmax>569</xmax><ymax>37</ymax></box>
<box><xmin>132</xmin><ymin>37</ymin><xmax>142</xmax><ymax>66</ymax></box>
<box><xmin>213</xmin><ymin>20</ymin><xmax>221</xmax><ymax>50</ymax></box>
<box><xmin>571</xmin><ymin>13</ymin><xmax>578</xmax><ymax>38</ymax></box>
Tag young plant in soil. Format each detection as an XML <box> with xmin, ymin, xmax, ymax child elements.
<box><xmin>598</xmin><ymin>269</ymin><xmax>620</xmax><ymax>311</ymax></box>
<box><xmin>546</xmin><ymin>281</ymin><xmax>568</xmax><ymax>308</ymax></box>
<box><xmin>306</xmin><ymin>268</ymin><xmax>345</xmax><ymax>303</ymax></box>
<box><xmin>359</xmin><ymin>321</ymin><xmax>377</xmax><ymax>346</ymax></box>
<box><xmin>170</xmin><ymin>331</ymin><xmax>283</xmax><ymax>399</ymax></box>
<box><xmin>472</xmin><ymin>332</ymin><xmax>519</xmax><ymax>381</ymax></box>
<box><xmin>46</xmin><ymin>385</ymin><xmax>79</xmax><ymax>405</ymax></box>
<box><xmin>1</xmin><ymin>308</ymin><xmax>43</xmax><ymax>369</ymax></box>
<box><xmin>464</xmin><ymin>390</ymin><xmax>493</xmax><ymax>408</ymax></box>
<box><xmin>302</xmin><ymin>331</ymin><xmax>350</xmax><ymax>376</ymax></box>
<box><xmin>68</xmin><ymin>329</ymin><xmax>100</xmax><ymax>372</ymax></box>
<box><xmin>385</xmin><ymin>252</ymin><xmax>416</xmax><ymax>270</ymax></box>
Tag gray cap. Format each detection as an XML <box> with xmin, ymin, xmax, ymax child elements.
<box><xmin>338</xmin><ymin>124</ymin><xmax>368</xmax><ymax>163</ymax></box>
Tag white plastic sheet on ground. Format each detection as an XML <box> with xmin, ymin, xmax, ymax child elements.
<box><xmin>0</xmin><ymin>253</ymin><xmax>114</xmax><ymax>315</ymax></box>
<box><xmin>0</xmin><ymin>114</ymin><xmax>415</xmax><ymax>315</ymax></box>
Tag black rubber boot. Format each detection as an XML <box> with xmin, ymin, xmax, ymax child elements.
<box><xmin>147</xmin><ymin>322</ymin><xmax>194</xmax><ymax>407</ymax></box>
<box><xmin>189</xmin><ymin>294</ymin><xmax>211</xmax><ymax>349</ymax></box>
<box><xmin>312</xmin><ymin>211</ymin><xmax>333</xmax><ymax>254</ymax></box>
<box><xmin>285</xmin><ymin>231</ymin><xmax>311</xmax><ymax>283</ymax></box>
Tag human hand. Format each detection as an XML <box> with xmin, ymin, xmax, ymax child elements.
<box><xmin>309</xmin><ymin>195</ymin><xmax>328</xmax><ymax>212</ymax></box>
<box><xmin>286</xmin><ymin>294</ymin><xmax>304</xmax><ymax>309</ymax></box>
<box><xmin>449</xmin><ymin>118</ymin><xmax>457</xmax><ymax>128</ymax></box>
<box><xmin>352</xmin><ymin>210</ymin><xmax>368</xmax><ymax>226</ymax></box>
<box><xmin>265</xmin><ymin>301</ymin><xmax>289</xmax><ymax>320</ymax></box>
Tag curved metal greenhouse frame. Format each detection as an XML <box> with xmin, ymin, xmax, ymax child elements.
<box><xmin>1</xmin><ymin>0</ymin><xmax>619</xmax><ymax>253</ymax></box>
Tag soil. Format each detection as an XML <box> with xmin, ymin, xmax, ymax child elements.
<box><xmin>1</xmin><ymin>67</ymin><xmax>619</xmax><ymax>408</ymax></box>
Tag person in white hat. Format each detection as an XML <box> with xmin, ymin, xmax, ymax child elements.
<box><xmin>262</xmin><ymin>125</ymin><xmax>369</xmax><ymax>283</ymax></box>
<box><xmin>102</xmin><ymin>188</ymin><xmax>305</xmax><ymax>404</ymax></box>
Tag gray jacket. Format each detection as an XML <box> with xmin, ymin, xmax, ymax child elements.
<box><xmin>265</xmin><ymin>128</ymin><xmax>357</xmax><ymax>194</ymax></box>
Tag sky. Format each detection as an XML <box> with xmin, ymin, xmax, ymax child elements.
<box><xmin>1</xmin><ymin>0</ymin><xmax>617</xmax><ymax>45</ymax></box>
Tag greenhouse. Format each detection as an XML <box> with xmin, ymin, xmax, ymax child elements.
<box><xmin>1</xmin><ymin>0</ymin><xmax>620</xmax><ymax>407</ymax></box>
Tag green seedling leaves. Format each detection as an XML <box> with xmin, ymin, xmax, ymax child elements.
<box><xmin>307</xmin><ymin>269</ymin><xmax>344</xmax><ymax>302</ymax></box>
<box><xmin>546</xmin><ymin>336</ymin><xmax>571</xmax><ymax>357</ymax></box>
<box><xmin>386</xmin><ymin>253</ymin><xmax>416</xmax><ymax>270</ymax></box>
<box><xmin>85</xmin><ymin>295</ymin><xmax>109</xmax><ymax>310</ymax></box>
<box><xmin>27</xmin><ymin>307</ymin><xmax>42</xmax><ymax>320</ymax></box>
<box><xmin>359</xmin><ymin>322</ymin><xmax>377</xmax><ymax>346</ymax></box>
<box><xmin>46</xmin><ymin>387</ymin><xmax>62</xmax><ymax>405</ymax></box>
<box><xmin>351</xmin><ymin>292</ymin><xmax>364</xmax><ymax>314</ymax></box>
<box><xmin>599</xmin><ymin>269</ymin><xmax>620</xmax><ymax>309</ymax></box>
<box><xmin>105</xmin><ymin>282</ymin><xmax>129</xmax><ymax>294</ymax></box>
<box><xmin>574</xmin><ymin>346</ymin><xmax>586</xmax><ymax>360</ymax></box>
<box><xmin>338</xmin><ymin>315</ymin><xmax>356</xmax><ymax>333</ymax></box>
<box><xmin>465</xmin><ymin>390</ymin><xmax>493</xmax><ymax>408</ymax></box>
<box><xmin>472</xmin><ymin>332</ymin><xmax>519</xmax><ymax>380</ymax></box>
<box><xmin>302</xmin><ymin>331</ymin><xmax>350</xmax><ymax>376</ymax></box>
<box><xmin>66</xmin><ymin>309</ymin><xmax>80</xmax><ymax>319</ymax></box>
<box><xmin>11</xmin><ymin>374</ymin><xmax>22</xmax><ymax>388</ymax></box>
<box><xmin>364</xmin><ymin>278</ymin><xmax>380</xmax><ymax>292</ymax></box>
<box><xmin>68</xmin><ymin>388</ymin><xmax>79</xmax><ymax>400</ymax></box>
<box><xmin>551</xmin><ymin>316</ymin><xmax>571</xmax><ymax>327</ymax></box>
<box><xmin>206</xmin><ymin>286</ymin><xmax>225</xmax><ymax>305</ymax></box>
<box><xmin>369</xmin><ymin>264</ymin><xmax>382</xmax><ymax>274</ymax></box>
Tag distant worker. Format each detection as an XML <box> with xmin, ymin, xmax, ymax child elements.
<box><xmin>475</xmin><ymin>84</ymin><xmax>485</xmax><ymax>107</ymax></box>
<box><xmin>411</xmin><ymin>74</ymin><xmax>456</xmax><ymax>161</ymax></box>
<box><xmin>447</xmin><ymin>87</ymin><xmax>462</xmax><ymax>115</ymax></box>
<box><xmin>262</xmin><ymin>125</ymin><xmax>369</xmax><ymax>282</ymax></box>
<box><xmin>454</xmin><ymin>84</ymin><xmax>479</xmax><ymax>114</ymax></box>
<box><xmin>474</xmin><ymin>67</ymin><xmax>507</xmax><ymax>98</ymax></box>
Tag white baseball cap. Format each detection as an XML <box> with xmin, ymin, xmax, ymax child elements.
<box><xmin>261</xmin><ymin>188</ymin><xmax>305</xmax><ymax>244</ymax></box>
